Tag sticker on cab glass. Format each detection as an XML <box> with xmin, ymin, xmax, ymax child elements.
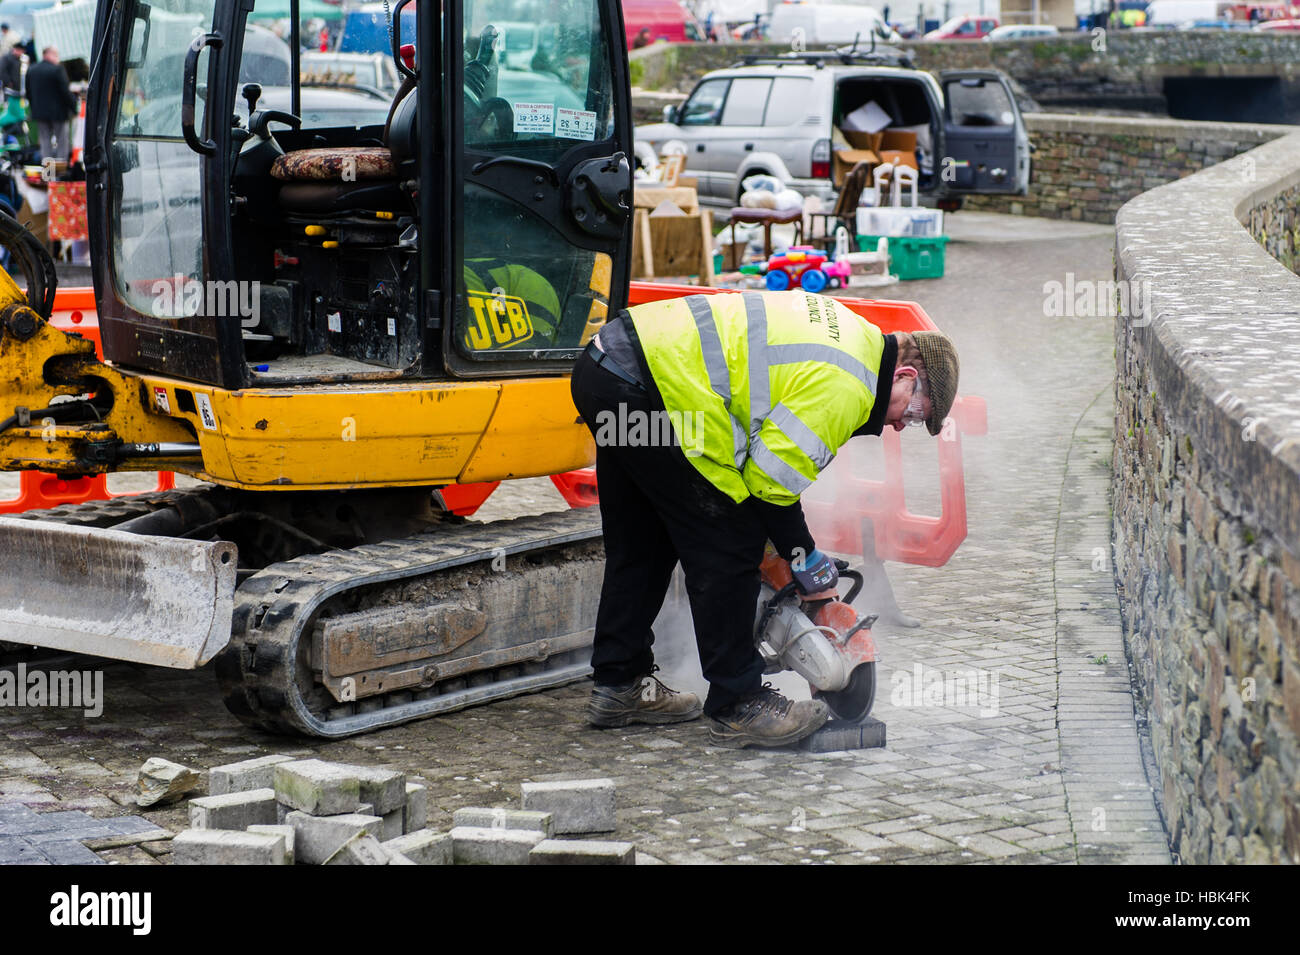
<box><xmin>556</xmin><ymin>108</ymin><xmax>597</xmax><ymax>141</ymax></box>
<box><xmin>464</xmin><ymin>292</ymin><xmax>534</xmax><ymax>350</ymax></box>
<box><xmin>154</xmin><ymin>388</ymin><xmax>171</xmax><ymax>414</ymax></box>
<box><xmin>196</xmin><ymin>393</ymin><xmax>218</xmax><ymax>432</ymax></box>
<box><xmin>512</xmin><ymin>102</ymin><xmax>554</xmax><ymax>134</ymax></box>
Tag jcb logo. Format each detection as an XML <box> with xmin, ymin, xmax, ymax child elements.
<box><xmin>465</xmin><ymin>292</ymin><xmax>534</xmax><ymax>350</ymax></box>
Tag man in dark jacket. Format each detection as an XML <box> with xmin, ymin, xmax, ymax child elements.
<box><xmin>0</xmin><ymin>45</ymin><xmax>23</xmax><ymax>99</ymax></box>
<box><xmin>25</xmin><ymin>46</ymin><xmax>78</xmax><ymax>161</ymax></box>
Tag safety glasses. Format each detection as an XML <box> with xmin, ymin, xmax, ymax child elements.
<box><xmin>903</xmin><ymin>371</ymin><xmax>928</xmax><ymax>428</ymax></box>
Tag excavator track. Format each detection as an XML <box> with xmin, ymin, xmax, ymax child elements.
<box><xmin>13</xmin><ymin>488</ymin><xmax>211</xmax><ymax>528</ymax></box>
<box><xmin>216</xmin><ymin>507</ymin><xmax>604</xmax><ymax>737</ymax></box>
<box><xmin>14</xmin><ymin>486</ymin><xmax>605</xmax><ymax>738</ymax></box>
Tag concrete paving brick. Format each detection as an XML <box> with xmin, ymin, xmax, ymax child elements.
<box><xmin>923</xmin><ymin>819</ymin><xmax>1001</xmax><ymax>839</ymax></box>
<box><xmin>285</xmin><ymin>810</ymin><xmax>383</xmax><ymax>865</ymax></box>
<box><xmin>451</xmin><ymin>826</ymin><xmax>546</xmax><ymax>865</ymax></box>
<box><xmin>383</xmin><ymin>829</ymin><xmax>452</xmax><ymax>865</ymax></box>
<box><xmin>521</xmin><ymin>779</ymin><xmax>615</xmax><ymax>834</ymax></box>
<box><xmin>824</xmin><ymin>829</ymin><xmax>894</xmax><ymax>852</ymax></box>
<box><xmin>799</xmin><ymin>718</ymin><xmax>886</xmax><ymax>753</ymax></box>
<box><xmin>1017</xmin><ymin>833</ymin><xmax>1076</xmax><ymax>852</ymax></box>
<box><xmin>189</xmin><ymin>789</ymin><xmax>279</xmax><ymax>831</ymax></box>
<box><xmin>209</xmin><ymin>755</ymin><xmax>295</xmax><ymax>796</ymax></box>
<box><xmin>172</xmin><ymin>829</ymin><xmax>288</xmax><ymax>865</ymax></box>
<box><xmin>325</xmin><ymin>832</ymin><xmax>392</xmax><ymax>865</ymax></box>
<box><xmin>887</xmin><ymin>830</ymin><xmax>957</xmax><ymax>853</ymax></box>
<box><xmin>247</xmin><ymin>825</ymin><xmax>295</xmax><ymax>864</ymax></box>
<box><xmin>530</xmin><ymin>839</ymin><xmax>636</xmax><ymax>865</ymax></box>
<box><xmin>404</xmin><ymin>782</ymin><xmax>427</xmax><ymax>833</ymax></box>
<box><xmin>353</xmin><ymin>766</ymin><xmax>406</xmax><ymax>815</ymax></box>
<box><xmin>38</xmin><ymin>839</ymin><xmax>106</xmax><ymax>864</ymax></box>
<box><xmin>381</xmin><ymin>808</ymin><xmax>404</xmax><ymax>842</ymax></box>
<box><xmin>273</xmin><ymin>760</ymin><xmax>364</xmax><ymax>815</ymax></box>
<box><xmin>0</xmin><ymin>835</ymin><xmax>48</xmax><ymax>864</ymax></box>
<box><xmin>452</xmin><ymin>807</ymin><xmax>555</xmax><ymax>835</ymax></box>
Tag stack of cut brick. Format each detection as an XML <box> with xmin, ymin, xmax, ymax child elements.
<box><xmin>170</xmin><ymin>762</ymin><xmax>635</xmax><ymax>865</ymax></box>
<box><xmin>171</xmin><ymin>756</ymin><xmax>442</xmax><ymax>865</ymax></box>
<box><xmin>447</xmin><ymin>778</ymin><xmax>634</xmax><ymax>865</ymax></box>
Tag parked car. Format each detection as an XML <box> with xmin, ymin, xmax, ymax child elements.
<box><xmin>635</xmin><ymin>49</ymin><xmax>1030</xmax><ymax>208</ymax></box>
<box><xmin>768</xmin><ymin>2</ymin><xmax>901</xmax><ymax>46</ymax></box>
<box><xmin>300</xmin><ymin>52</ymin><xmax>401</xmax><ymax>97</ymax></box>
<box><xmin>924</xmin><ymin>15</ymin><xmax>1000</xmax><ymax>39</ymax></box>
<box><xmin>984</xmin><ymin>24</ymin><xmax>1059</xmax><ymax>40</ymax></box>
<box><xmin>623</xmin><ymin>0</ymin><xmax>707</xmax><ymax>47</ymax></box>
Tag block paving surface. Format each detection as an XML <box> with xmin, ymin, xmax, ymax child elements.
<box><xmin>0</xmin><ymin>214</ymin><xmax>1170</xmax><ymax>864</ymax></box>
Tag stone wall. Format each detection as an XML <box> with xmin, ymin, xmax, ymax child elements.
<box><xmin>631</xmin><ymin>33</ymin><xmax>1300</xmax><ymax>111</ymax></box>
<box><xmin>1247</xmin><ymin>183</ymin><xmax>1300</xmax><ymax>276</ymax></box>
<box><xmin>966</xmin><ymin>114</ymin><xmax>1287</xmax><ymax>224</ymax></box>
<box><xmin>1113</xmin><ymin>131</ymin><xmax>1300</xmax><ymax>865</ymax></box>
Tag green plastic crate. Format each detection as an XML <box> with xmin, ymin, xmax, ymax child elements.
<box><xmin>857</xmin><ymin>234</ymin><xmax>950</xmax><ymax>280</ymax></box>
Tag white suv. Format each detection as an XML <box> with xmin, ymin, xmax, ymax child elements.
<box><xmin>635</xmin><ymin>48</ymin><xmax>1030</xmax><ymax>208</ymax></box>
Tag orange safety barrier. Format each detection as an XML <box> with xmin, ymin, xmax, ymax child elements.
<box><xmin>550</xmin><ymin>468</ymin><xmax>598</xmax><ymax>508</ymax></box>
<box><xmin>0</xmin><ymin>288</ymin><xmax>175</xmax><ymax>514</ymax></box>
<box><xmin>440</xmin><ymin>480</ymin><xmax>501</xmax><ymax>516</ymax></box>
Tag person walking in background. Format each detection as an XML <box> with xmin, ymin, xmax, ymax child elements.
<box><xmin>0</xmin><ymin>24</ymin><xmax>17</xmax><ymax>56</ymax></box>
<box><xmin>632</xmin><ymin>27</ymin><xmax>652</xmax><ymax>49</ymax></box>
<box><xmin>25</xmin><ymin>46</ymin><xmax>78</xmax><ymax>161</ymax></box>
<box><xmin>0</xmin><ymin>44</ymin><xmax>22</xmax><ymax>99</ymax></box>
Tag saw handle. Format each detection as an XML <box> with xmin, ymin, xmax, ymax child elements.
<box><xmin>836</xmin><ymin>562</ymin><xmax>863</xmax><ymax>604</ymax></box>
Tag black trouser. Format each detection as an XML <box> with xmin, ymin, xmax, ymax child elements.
<box><xmin>570</xmin><ymin>351</ymin><xmax>767</xmax><ymax>717</ymax></box>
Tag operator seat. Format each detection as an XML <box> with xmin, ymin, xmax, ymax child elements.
<box><xmin>271</xmin><ymin>80</ymin><xmax>419</xmax><ymax>215</ymax></box>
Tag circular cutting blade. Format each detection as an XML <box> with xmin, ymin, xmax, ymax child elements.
<box><xmin>815</xmin><ymin>662</ymin><xmax>877</xmax><ymax>724</ymax></box>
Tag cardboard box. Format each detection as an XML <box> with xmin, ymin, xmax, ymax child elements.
<box><xmin>841</xmin><ymin>128</ymin><xmax>880</xmax><ymax>151</ymax></box>
<box><xmin>877</xmin><ymin>129</ymin><xmax>918</xmax><ymax>173</ymax></box>
<box><xmin>833</xmin><ymin>148</ymin><xmax>879</xmax><ymax>188</ymax></box>
<box><xmin>880</xmin><ymin>130</ymin><xmax>917</xmax><ymax>152</ymax></box>
<box><xmin>879</xmin><ymin>149</ymin><xmax>917</xmax><ymax>171</ymax></box>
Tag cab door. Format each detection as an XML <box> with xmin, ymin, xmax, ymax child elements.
<box><xmin>444</xmin><ymin>0</ymin><xmax>633</xmax><ymax>377</ymax></box>
<box><xmin>937</xmin><ymin>69</ymin><xmax>1029</xmax><ymax>196</ymax></box>
<box><xmin>85</xmin><ymin>0</ymin><xmax>246</xmax><ymax>389</ymax></box>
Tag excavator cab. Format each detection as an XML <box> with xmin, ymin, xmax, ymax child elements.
<box><xmin>87</xmin><ymin>0</ymin><xmax>633</xmax><ymax>390</ymax></box>
<box><xmin>0</xmin><ymin>0</ymin><xmax>632</xmax><ymax>736</ymax></box>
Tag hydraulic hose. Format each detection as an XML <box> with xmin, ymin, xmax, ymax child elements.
<box><xmin>0</xmin><ymin>207</ymin><xmax>57</xmax><ymax>319</ymax></box>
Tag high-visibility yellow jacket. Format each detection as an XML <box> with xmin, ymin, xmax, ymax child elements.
<box><xmin>628</xmin><ymin>291</ymin><xmax>886</xmax><ymax>506</ymax></box>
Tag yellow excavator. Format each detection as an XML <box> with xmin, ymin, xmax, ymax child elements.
<box><xmin>0</xmin><ymin>0</ymin><xmax>634</xmax><ymax>736</ymax></box>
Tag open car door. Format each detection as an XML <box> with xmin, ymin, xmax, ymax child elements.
<box><xmin>938</xmin><ymin>69</ymin><xmax>1029</xmax><ymax>197</ymax></box>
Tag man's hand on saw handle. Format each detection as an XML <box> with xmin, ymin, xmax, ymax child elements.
<box><xmin>792</xmin><ymin>548</ymin><xmax>845</xmax><ymax>599</ymax></box>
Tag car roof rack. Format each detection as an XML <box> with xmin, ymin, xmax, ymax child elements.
<box><xmin>736</xmin><ymin>34</ymin><xmax>916</xmax><ymax>70</ymax></box>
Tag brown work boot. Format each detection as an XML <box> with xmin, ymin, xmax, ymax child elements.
<box><xmin>587</xmin><ymin>667</ymin><xmax>703</xmax><ymax>728</ymax></box>
<box><xmin>708</xmin><ymin>685</ymin><xmax>829</xmax><ymax>749</ymax></box>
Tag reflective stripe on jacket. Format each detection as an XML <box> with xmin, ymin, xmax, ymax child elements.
<box><xmin>628</xmin><ymin>291</ymin><xmax>884</xmax><ymax>505</ymax></box>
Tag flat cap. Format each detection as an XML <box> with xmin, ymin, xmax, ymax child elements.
<box><xmin>912</xmin><ymin>331</ymin><xmax>959</xmax><ymax>436</ymax></box>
